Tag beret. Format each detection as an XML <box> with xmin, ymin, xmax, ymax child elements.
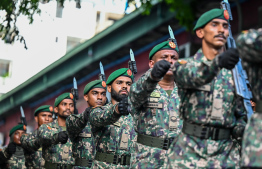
<box><xmin>54</xmin><ymin>92</ymin><xmax>74</xmax><ymax>107</ymax></box>
<box><xmin>106</xmin><ymin>68</ymin><xmax>134</xmax><ymax>85</ymax></box>
<box><xmin>149</xmin><ymin>41</ymin><xmax>179</xmax><ymax>60</ymax></box>
<box><xmin>193</xmin><ymin>8</ymin><xmax>229</xmax><ymax>32</ymax></box>
<box><xmin>34</xmin><ymin>105</ymin><xmax>54</xmax><ymax>116</ymax></box>
<box><xmin>9</xmin><ymin>124</ymin><xmax>26</xmax><ymax>136</ymax></box>
<box><xmin>84</xmin><ymin>80</ymin><xmax>106</xmax><ymax>95</ymax></box>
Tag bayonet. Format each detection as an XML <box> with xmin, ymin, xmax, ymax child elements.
<box><xmin>71</xmin><ymin>77</ymin><xmax>79</xmax><ymax>114</ymax></box>
<box><xmin>168</xmin><ymin>25</ymin><xmax>178</xmax><ymax>47</ymax></box>
<box><xmin>20</xmin><ymin>106</ymin><xmax>27</xmax><ymax>126</ymax></box>
<box><xmin>128</xmin><ymin>49</ymin><xmax>137</xmax><ymax>75</ymax></box>
<box><xmin>99</xmin><ymin>62</ymin><xmax>106</xmax><ymax>82</ymax></box>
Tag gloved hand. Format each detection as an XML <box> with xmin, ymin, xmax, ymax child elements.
<box><xmin>151</xmin><ymin>60</ymin><xmax>171</xmax><ymax>80</ymax></box>
<box><xmin>118</xmin><ymin>96</ymin><xmax>129</xmax><ymax>116</ymax></box>
<box><xmin>57</xmin><ymin>131</ymin><xmax>68</xmax><ymax>144</ymax></box>
<box><xmin>84</xmin><ymin>107</ymin><xmax>92</xmax><ymax>123</ymax></box>
<box><xmin>233</xmin><ymin>125</ymin><xmax>245</xmax><ymax>140</ymax></box>
<box><xmin>6</xmin><ymin>142</ymin><xmax>16</xmax><ymax>155</ymax></box>
<box><xmin>218</xmin><ymin>48</ymin><xmax>239</xmax><ymax>69</ymax></box>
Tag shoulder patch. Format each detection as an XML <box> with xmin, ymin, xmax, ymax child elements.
<box><xmin>150</xmin><ymin>92</ymin><xmax>161</xmax><ymax>98</ymax></box>
<box><xmin>177</xmin><ymin>59</ymin><xmax>187</xmax><ymax>65</ymax></box>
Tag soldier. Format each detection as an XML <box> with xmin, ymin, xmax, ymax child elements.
<box><xmin>237</xmin><ymin>29</ymin><xmax>262</xmax><ymax>168</ymax></box>
<box><xmin>129</xmin><ymin>40</ymin><xmax>182</xmax><ymax>168</ymax></box>
<box><xmin>165</xmin><ymin>9</ymin><xmax>246</xmax><ymax>168</ymax></box>
<box><xmin>66</xmin><ymin>80</ymin><xmax>107</xmax><ymax>168</ymax></box>
<box><xmin>0</xmin><ymin>124</ymin><xmax>27</xmax><ymax>169</ymax></box>
<box><xmin>20</xmin><ymin>105</ymin><xmax>54</xmax><ymax>169</ymax></box>
<box><xmin>89</xmin><ymin>68</ymin><xmax>136</xmax><ymax>169</ymax></box>
<box><xmin>37</xmin><ymin>93</ymin><xmax>75</xmax><ymax>169</ymax></box>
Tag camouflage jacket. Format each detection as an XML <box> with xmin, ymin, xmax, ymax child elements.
<box><xmin>236</xmin><ymin>28</ymin><xmax>262</xmax><ymax>101</ymax></box>
<box><xmin>89</xmin><ymin>103</ymin><xmax>137</xmax><ymax>155</ymax></box>
<box><xmin>66</xmin><ymin>110</ymin><xmax>96</xmax><ymax>161</ymax></box>
<box><xmin>129</xmin><ymin>69</ymin><xmax>182</xmax><ymax>138</ymax></box>
<box><xmin>173</xmin><ymin>48</ymin><xmax>247</xmax><ymax>131</ymax></box>
<box><xmin>20</xmin><ymin>129</ymin><xmax>45</xmax><ymax>169</ymax></box>
<box><xmin>38</xmin><ymin>119</ymin><xmax>74</xmax><ymax>165</ymax></box>
<box><xmin>0</xmin><ymin>146</ymin><xmax>26</xmax><ymax>169</ymax></box>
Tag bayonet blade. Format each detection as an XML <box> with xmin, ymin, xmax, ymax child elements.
<box><xmin>168</xmin><ymin>25</ymin><xmax>175</xmax><ymax>39</ymax></box>
<box><xmin>20</xmin><ymin>106</ymin><xmax>25</xmax><ymax>118</ymax></box>
<box><xmin>73</xmin><ymin>77</ymin><xmax>78</xmax><ymax>89</ymax></box>
<box><xmin>223</xmin><ymin>0</ymin><xmax>229</xmax><ymax>3</ymax></box>
<box><xmin>130</xmin><ymin>49</ymin><xmax>135</xmax><ymax>62</ymax></box>
<box><xmin>100</xmin><ymin>62</ymin><xmax>105</xmax><ymax>75</ymax></box>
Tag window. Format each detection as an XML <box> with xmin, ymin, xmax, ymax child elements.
<box><xmin>178</xmin><ymin>43</ymin><xmax>191</xmax><ymax>58</ymax></box>
<box><xmin>0</xmin><ymin>59</ymin><xmax>11</xmax><ymax>77</ymax></box>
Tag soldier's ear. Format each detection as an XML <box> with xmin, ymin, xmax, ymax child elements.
<box><xmin>107</xmin><ymin>85</ymin><xmax>111</xmax><ymax>93</ymax></box>
<box><xmin>34</xmin><ymin>116</ymin><xmax>38</xmax><ymax>123</ymax></box>
<box><xmin>83</xmin><ymin>94</ymin><xmax>88</xmax><ymax>102</ymax></box>
<box><xmin>54</xmin><ymin>107</ymin><xmax>58</xmax><ymax>113</ymax></box>
<box><xmin>149</xmin><ymin>60</ymin><xmax>154</xmax><ymax>68</ymax></box>
<box><xmin>196</xmin><ymin>28</ymin><xmax>204</xmax><ymax>39</ymax></box>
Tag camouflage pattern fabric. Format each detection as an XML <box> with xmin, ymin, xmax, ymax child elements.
<box><xmin>37</xmin><ymin>119</ymin><xmax>75</xmax><ymax>166</ymax></box>
<box><xmin>21</xmin><ymin>129</ymin><xmax>45</xmax><ymax>168</ymax></box>
<box><xmin>164</xmin><ymin>48</ymin><xmax>247</xmax><ymax>168</ymax></box>
<box><xmin>66</xmin><ymin>110</ymin><xmax>96</xmax><ymax>169</ymax></box>
<box><xmin>89</xmin><ymin>103</ymin><xmax>137</xmax><ymax>169</ymax></box>
<box><xmin>129</xmin><ymin>69</ymin><xmax>182</xmax><ymax>168</ymax></box>
<box><xmin>237</xmin><ymin>29</ymin><xmax>262</xmax><ymax>168</ymax></box>
<box><xmin>1</xmin><ymin>146</ymin><xmax>26</xmax><ymax>169</ymax></box>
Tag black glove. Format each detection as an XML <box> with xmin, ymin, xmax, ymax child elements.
<box><xmin>151</xmin><ymin>60</ymin><xmax>171</xmax><ymax>80</ymax></box>
<box><xmin>233</xmin><ymin>125</ymin><xmax>245</xmax><ymax>140</ymax></box>
<box><xmin>57</xmin><ymin>131</ymin><xmax>68</xmax><ymax>144</ymax></box>
<box><xmin>84</xmin><ymin>107</ymin><xmax>92</xmax><ymax>123</ymax></box>
<box><xmin>118</xmin><ymin>96</ymin><xmax>129</xmax><ymax>116</ymax></box>
<box><xmin>218</xmin><ymin>48</ymin><xmax>239</xmax><ymax>70</ymax></box>
<box><xmin>6</xmin><ymin>142</ymin><xmax>16</xmax><ymax>155</ymax></box>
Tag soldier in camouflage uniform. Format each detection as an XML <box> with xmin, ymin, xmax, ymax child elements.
<box><xmin>0</xmin><ymin>124</ymin><xmax>27</xmax><ymax>169</ymax></box>
<box><xmin>66</xmin><ymin>80</ymin><xmax>107</xmax><ymax>168</ymax></box>
<box><xmin>165</xmin><ymin>9</ymin><xmax>246</xmax><ymax>168</ymax></box>
<box><xmin>89</xmin><ymin>68</ymin><xmax>137</xmax><ymax>169</ymax></box>
<box><xmin>129</xmin><ymin>40</ymin><xmax>182</xmax><ymax>168</ymax></box>
<box><xmin>20</xmin><ymin>105</ymin><xmax>54</xmax><ymax>169</ymax></box>
<box><xmin>37</xmin><ymin>93</ymin><xmax>75</xmax><ymax>169</ymax></box>
<box><xmin>237</xmin><ymin>29</ymin><xmax>262</xmax><ymax>168</ymax></box>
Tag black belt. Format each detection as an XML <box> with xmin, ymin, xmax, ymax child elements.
<box><xmin>44</xmin><ymin>161</ymin><xmax>73</xmax><ymax>169</ymax></box>
<box><xmin>95</xmin><ymin>152</ymin><xmax>131</xmax><ymax>165</ymax></box>
<box><xmin>182</xmin><ymin>121</ymin><xmax>231</xmax><ymax>140</ymax></box>
<box><xmin>75</xmin><ymin>158</ymin><xmax>92</xmax><ymax>168</ymax></box>
<box><xmin>137</xmin><ymin>133</ymin><xmax>174</xmax><ymax>150</ymax></box>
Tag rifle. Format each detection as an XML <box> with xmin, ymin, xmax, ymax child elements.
<box><xmin>20</xmin><ymin>106</ymin><xmax>27</xmax><ymax>130</ymax></box>
<box><xmin>128</xmin><ymin>49</ymin><xmax>137</xmax><ymax>79</ymax></box>
<box><xmin>99</xmin><ymin>62</ymin><xmax>111</xmax><ymax>102</ymax></box>
<box><xmin>168</xmin><ymin>25</ymin><xmax>178</xmax><ymax>48</ymax></box>
<box><xmin>71</xmin><ymin>77</ymin><xmax>79</xmax><ymax>114</ymax></box>
<box><xmin>220</xmin><ymin>0</ymin><xmax>253</xmax><ymax>119</ymax></box>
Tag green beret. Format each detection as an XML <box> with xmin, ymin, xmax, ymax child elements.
<box><xmin>193</xmin><ymin>8</ymin><xmax>229</xmax><ymax>32</ymax></box>
<box><xmin>54</xmin><ymin>92</ymin><xmax>74</xmax><ymax>107</ymax></box>
<box><xmin>9</xmin><ymin>124</ymin><xmax>26</xmax><ymax>137</ymax></box>
<box><xmin>106</xmin><ymin>68</ymin><xmax>134</xmax><ymax>85</ymax></box>
<box><xmin>84</xmin><ymin>80</ymin><xmax>107</xmax><ymax>95</ymax></box>
<box><xmin>34</xmin><ymin>105</ymin><xmax>54</xmax><ymax>116</ymax></box>
<box><xmin>149</xmin><ymin>41</ymin><xmax>179</xmax><ymax>60</ymax></box>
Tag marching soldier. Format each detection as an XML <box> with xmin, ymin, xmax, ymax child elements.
<box><xmin>129</xmin><ymin>40</ymin><xmax>182</xmax><ymax>168</ymax></box>
<box><xmin>20</xmin><ymin>105</ymin><xmax>54</xmax><ymax>169</ymax></box>
<box><xmin>89</xmin><ymin>68</ymin><xmax>137</xmax><ymax>169</ymax></box>
<box><xmin>165</xmin><ymin>9</ymin><xmax>246</xmax><ymax>168</ymax></box>
<box><xmin>0</xmin><ymin>124</ymin><xmax>27</xmax><ymax>169</ymax></box>
<box><xmin>66</xmin><ymin>80</ymin><xmax>107</xmax><ymax>168</ymax></box>
<box><xmin>237</xmin><ymin>28</ymin><xmax>262</xmax><ymax>168</ymax></box>
<box><xmin>37</xmin><ymin>93</ymin><xmax>75</xmax><ymax>169</ymax></box>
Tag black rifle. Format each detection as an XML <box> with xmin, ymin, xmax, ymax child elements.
<box><xmin>71</xmin><ymin>77</ymin><xmax>79</xmax><ymax>114</ymax></box>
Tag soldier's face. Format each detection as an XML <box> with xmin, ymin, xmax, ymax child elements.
<box><xmin>149</xmin><ymin>50</ymin><xmax>179</xmax><ymax>76</ymax></box>
<box><xmin>55</xmin><ymin>99</ymin><xmax>74</xmax><ymax>118</ymax></box>
<box><xmin>13</xmin><ymin>130</ymin><xmax>25</xmax><ymax>145</ymax></box>
<box><xmin>108</xmin><ymin>76</ymin><xmax>132</xmax><ymax>102</ymax></box>
<box><xmin>196</xmin><ymin>19</ymin><xmax>229</xmax><ymax>49</ymax></box>
<box><xmin>84</xmin><ymin>88</ymin><xmax>107</xmax><ymax>107</ymax></box>
<box><xmin>35</xmin><ymin>112</ymin><xmax>53</xmax><ymax>126</ymax></box>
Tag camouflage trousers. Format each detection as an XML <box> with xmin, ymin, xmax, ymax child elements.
<box><xmin>241</xmin><ymin>113</ymin><xmax>262</xmax><ymax>168</ymax></box>
<box><xmin>130</xmin><ymin>142</ymin><xmax>168</xmax><ymax>169</ymax></box>
<box><xmin>73</xmin><ymin>164</ymin><xmax>93</xmax><ymax>169</ymax></box>
<box><xmin>92</xmin><ymin>160</ymin><xmax>130</xmax><ymax>169</ymax></box>
<box><xmin>164</xmin><ymin>132</ymin><xmax>240</xmax><ymax>169</ymax></box>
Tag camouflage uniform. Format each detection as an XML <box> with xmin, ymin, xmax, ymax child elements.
<box><xmin>165</xmin><ymin>48</ymin><xmax>247</xmax><ymax>168</ymax></box>
<box><xmin>0</xmin><ymin>146</ymin><xmax>26</xmax><ymax>169</ymax></box>
<box><xmin>89</xmin><ymin>102</ymin><xmax>137</xmax><ymax>169</ymax></box>
<box><xmin>66</xmin><ymin>109</ymin><xmax>95</xmax><ymax>169</ymax></box>
<box><xmin>237</xmin><ymin>29</ymin><xmax>262</xmax><ymax>168</ymax></box>
<box><xmin>129</xmin><ymin>69</ymin><xmax>182</xmax><ymax>168</ymax></box>
<box><xmin>37</xmin><ymin>119</ymin><xmax>75</xmax><ymax>169</ymax></box>
<box><xmin>20</xmin><ymin>129</ymin><xmax>45</xmax><ymax>169</ymax></box>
